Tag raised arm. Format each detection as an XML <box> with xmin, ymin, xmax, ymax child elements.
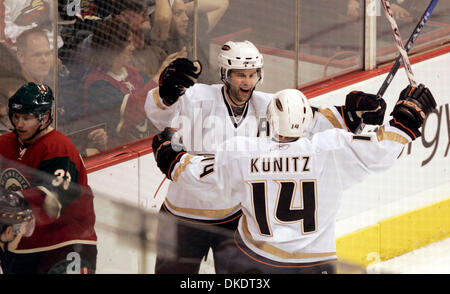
<box><xmin>308</xmin><ymin>90</ymin><xmax>386</xmax><ymax>135</ymax></box>
<box><xmin>185</xmin><ymin>0</ymin><xmax>230</xmax><ymax>32</ymax></box>
<box><xmin>144</xmin><ymin>58</ymin><xmax>202</xmax><ymax>130</ymax></box>
<box><xmin>151</xmin><ymin>0</ymin><xmax>173</xmax><ymax>41</ymax></box>
<box><xmin>326</xmin><ymin>84</ymin><xmax>436</xmax><ymax>189</ymax></box>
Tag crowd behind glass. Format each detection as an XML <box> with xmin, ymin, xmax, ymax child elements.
<box><xmin>0</xmin><ymin>0</ymin><xmax>448</xmax><ymax>157</ymax></box>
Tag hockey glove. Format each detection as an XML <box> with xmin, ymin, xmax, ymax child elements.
<box><xmin>336</xmin><ymin>91</ymin><xmax>387</xmax><ymax>133</ymax></box>
<box><xmin>158</xmin><ymin>58</ymin><xmax>202</xmax><ymax>106</ymax></box>
<box><xmin>152</xmin><ymin>127</ymin><xmax>186</xmax><ymax>180</ymax></box>
<box><xmin>390</xmin><ymin>84</ymin><xmax>436</xmax><ymax>139</ymax></box>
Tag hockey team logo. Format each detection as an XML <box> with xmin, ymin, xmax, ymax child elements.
<box><xmin>0</xmin><ymin>168</ymin><xmax>31</xmax><ymax>192</ymax></box>
<box><xmin>11</xmin><ymin>103</ymin><xmax>23</xmax><ymax>110</ymax></box>
<box><xmin>14</xmin><ymin>0</ymin><xmax>51</xmax><ymax>27</ymax></box>
<box><xmin>37</xmin><ymin>84</ymin><xmax>49</xmax><ymax>95</ymax></box>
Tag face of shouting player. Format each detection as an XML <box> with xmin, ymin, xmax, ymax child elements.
<box><xmin>225</xmin><ymin>69</ymin><xmax>259</xmax><ymax>107</ymax></box>
<box><xmin>11</xmin><ymin>112</ymin><xmax>49</xmax><ymax>143</ymax></box>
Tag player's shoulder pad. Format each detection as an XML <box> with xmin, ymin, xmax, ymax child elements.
<box><xmin>0</xmin><ymin>132</ymin><xmax>16</xmax><ymax>143</ymax></box>
<box><xmin>217</xmin><ymin>136</ymin><xmax>265</xmax><ymax>157</ymax></box>
<box><xmin>250</xmin><ymin>91</ymin><xmax>274</xmax><ymax>114</ymax></box>
<box><xmin>184</xmin><ymin>83</ymin><xmax>219</xmax><ymax>102</ymax></box>
<box><xmin>311</xmin><ymin>127</ymin><xmax>354</xmax><ymax>152</ymax></box>
<box><xmin>252</xmin><ymin>90</ymin><xmax>275</xmax><ymax>101</ymax></box>
<box><xmin>215</xmin><ymin>138</ymin><xmax>256</xmax><ymax>166</ymax></box>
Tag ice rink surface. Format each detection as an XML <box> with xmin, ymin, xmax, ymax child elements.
<box><xmin>196</xmin><ymin>237</ymin><xmax>450</xmax><ymax>274</ymax></box>
<box><xmin>367</xmin><ymin>237</ymin><xmax>450</xmax><ymax>274</ymax></box>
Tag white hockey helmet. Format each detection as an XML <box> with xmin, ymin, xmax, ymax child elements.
<box><xmin>267</xmin><ymin>89</ymin><xmax>313</xmax><ymax>138</ymax></box>
<box><xmin>218</xmin><ymin>40</ymin><xmax>263</xmax><ymax>85</ymax></box>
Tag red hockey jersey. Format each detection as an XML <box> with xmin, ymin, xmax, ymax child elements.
<box><xmin>83</xmin><ymin>66</ymin><xmax>157</xmax><ymax>148</ymax></box>
<box><xmin>0</xmin><ymin>130</ymin><xmax>97</xmax><ymax>252</ymax></box>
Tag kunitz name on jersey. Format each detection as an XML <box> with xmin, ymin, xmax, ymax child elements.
<box><xmin>250</xmin><ymin>156</ymin><xmax>311</xmax><ymax>174</ymax></box>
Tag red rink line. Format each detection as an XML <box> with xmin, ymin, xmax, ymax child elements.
<box><xmin>85</xmin><ymin>44</ymin><xmax>449</xmax><ymax>173</ymax></box>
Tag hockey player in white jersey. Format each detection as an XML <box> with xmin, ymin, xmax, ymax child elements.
<box><xmin>145</xmin><ymin>40</ymin><xmax>386</xmax><ymax>273</ymax></box>
<box><xmin>152</xmin><ymin>84</ymin><xmax>436</xmax><ymax>273</ymax></box>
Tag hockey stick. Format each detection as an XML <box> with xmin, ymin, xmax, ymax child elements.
<box><xmin>356</xmin><ymin>0</ymin><xmax>439</xmax><ymax>132</ymax></box>
<box><xmin>153</xmin><ymin>177</ymin><xmax>166</xmax><ymax>199</ymax></box>
<box><xmin>381</xmin><ymin>0</ymin><xmax>417</xmax><ymax>87</ymax></box>
<box><xmin>377</xmin><ymin>0</ymin><xmax>439</xmax><ymax>98</ymax></box>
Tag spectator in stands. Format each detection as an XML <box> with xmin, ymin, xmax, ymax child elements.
<box><xmin>83</xmin><ymin>17</ymin><xmax>182</xmax><ymax>154</ymax></box>
<box><xmin>13</xmin><ymin>26</ymin><xmax>105</xmax><ymax>158</ymax></box>
<box><xmin>69</xmin><ymin>0</ymin><xmax>172</xmax><ymax>81</ymax></box>
<box><xmin>131</xmin><ymin>0</ymin><xmax>175</xmax><ymax>79</ymax></box>
<box><xmin>0</xmin><ymin>42</ymin><xmax>27</xmax><ymax>135</ymax></box>
<box><xmin>16</xmin><ymin>27</ymin><xmax>53</xmax><ymax>85</ymax></box>
<box><xmin>347</xmin><ymin>0</ymin><xmax>410</xmax><ymax>19</ymax></box>
<box><xmin>110</xmin><ymin>0</ymin><xmax>152</xmax><ymax>51</ymax></box>
<box><xmin>161</xmin><ymin>0</ymin><xmax>229</xmax><ymax>84</ymax></box>
<box><xmin>0</xmin><ymin>102</ymin><xmax>10</xmax><ymax>135</ymax></box>
<box><xmin>66</xmin><ymin>0</ymin><xmax>149</xmax><ymax>80</ymax></box>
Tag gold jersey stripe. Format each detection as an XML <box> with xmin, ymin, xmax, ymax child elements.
<box><xmin>376</xmin><ymin>125</ymin><xmax>409</xmax><ymax>144</ymax></box>
<box><xmin>10</xmin><ymin>240</ymin><xmax>98</xmax><ymax>254</ymax></box>
<box><xmin>241</xmin><ymin>215</ymin><xmax>336</xmax><ymax>260</ymax></box>
<box><xmin>153</xmin><ymin>88</ymin><xmax>167</xmax><ymax>110</ymax></box>
<box><xmin>165</xmin><ymin>198</ymin><xmax>241</xmax><ymax>219</ymax></box>
<box><xmin>318</xmin><ymin>108</ymin><xmax>344</xmax><ymax>129</ymax></box>
<box><xmin>172</xmin><ymin>154</ymin><xmax>194</xmax><ymax>182</ymax></box>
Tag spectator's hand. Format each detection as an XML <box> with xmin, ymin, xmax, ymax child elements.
<box><xmin>0</xmin><ymin>103</ymin><xmax>7</xmax><ymax>117</ymax></box>
<box><xmin>141</xmin><ymin>19</ymin><xmax>151</xmax><ymax>31</ymax></box>
<box><xmin>390</xmin><ymin>4</ymin><xmax>410</xmax><ymax>19</ymax></box>
<box><xmin>88</xmin><ymin>128</ymin><xmax>107</xmax><ymax>149</ymax></box>
<box><xmin>347</xmin><ymin>0</ymin><xmax>361</xmax><ymax>19</ymax></box>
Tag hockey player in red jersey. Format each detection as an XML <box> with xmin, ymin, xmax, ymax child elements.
<box><xmin>0</xmin><ymin>82</ymin><xmax>97</xmax><ymax>274</ymax></box>
<box><xmin>152</xmin><ymin>84</ymin><xmax>436</xmax><ymax>273</ymax></box>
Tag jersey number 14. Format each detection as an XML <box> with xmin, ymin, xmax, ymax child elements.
<box><xmin>248</xmin><ymin>180</ymin><xmax>317</xmax><ymax>236</ymax></box>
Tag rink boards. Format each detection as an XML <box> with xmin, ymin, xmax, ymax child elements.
<box><xmin>306</xmin><ymin>47</ymin><xmax>450</xmax><ymax>266</ymax></box>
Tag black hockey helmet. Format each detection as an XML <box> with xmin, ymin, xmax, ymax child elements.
<box><xmin>0</xmin><ymin>187</ymin><xmax>34</xmax><ymax>237</ymax></box>
<box><xmin>8</xmin><ymin>82</ymin><xmax>53</xmax><ymax>118</ymax></box>
<box><xmin>8</xmin><ymin>82</ymin><xmax>54</xmax><ymax>142</ymax></box>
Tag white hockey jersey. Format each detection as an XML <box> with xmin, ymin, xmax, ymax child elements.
<box><xmin>170</xmin><ymin>123</ymin><xmax>411</xmax><ymax>263</ymax></box>
<box><xmin>145</xmin><ymin>84</ymin><xmax>351</xmax><ymax>220</ymax></box>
